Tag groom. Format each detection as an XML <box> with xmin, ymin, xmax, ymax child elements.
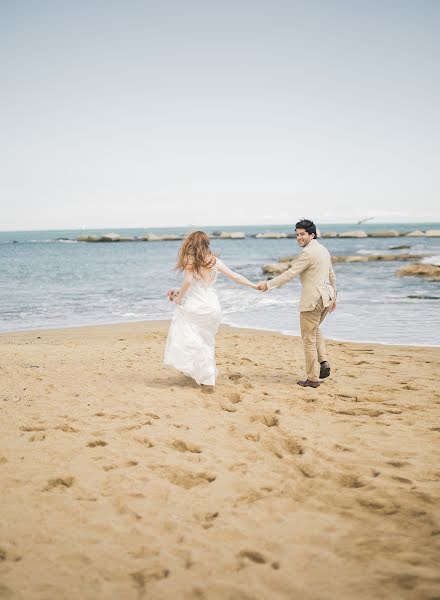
<box><xmin>257</xmin><ymin>219</ymin><xmax>337</xmax><ymax>388</ymax></box>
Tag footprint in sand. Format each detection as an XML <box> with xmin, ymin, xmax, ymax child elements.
<box><xmin>221</xmin><ymin>403</ymin><xmax>237</xmax><ymax>413</ymax></box>
<box><xmin>154</xmin><ymin>466</ymin><xmax>215</xmax><ymax>489</ymax></box>
<box><xmin>338</xmin><ymin>474</ymin><xmax>365</xmax><ymax>488</ymax></box>
<box><xmin>194</xmin><ymin>511</ymin><xmax>219</xmax><ymax>529</ymax></box>
<box><xmin>228</xmin><ymin>372</ymin><xmax>244</xmax><ymax>382</ymax></box>
<box><xmin>244</xmin><ymin>433</ymin><xmax>260</xmax><ymax>442</ymax></box>
<box><xmin>119</xmin><ymin>420</ymin><xmax>152</xmax><ymax>432</ymax></box>
<box><xmin>131</xmin><ymin>566</ymin><xmax>170</xmax><ymax>592</ymax></box>
<box><xmin>334</xmin><ymin>444</ymin><xmax>353</xmax><ymax>452</ymax></box>
<box><xmin>55</xmin><ymin>424</ymin><xmax>79</xmax><ymax>433</ymax></box>
<box><xmin>20</xmin><ymin>425</ymin><xmax>46</xmax><ymax>432</ymax></box>
<box><xmin>43</xmin><ymin>477</ymin><xmax>75</xmax><ymax>491</ymax></box>
<box><xmin>250</xmin><ymin>413</ymin><xmax>279</xmax><ymax>427</ymax></box>
<box><xmin>135</xmin><ymin>437</ymin><xmax>154</xmax><ymax>447</ymax></box>
<box><xmin>87</xmin><ymin>440</ymin><xmax>107</xmax><ymax>447</ymax></box>
<box><xmin>114</xmin><ymin>499</ymin><xmax>142</xmax><ymax>521</ymax></box>
<box><xmin>0</xmin><ymin>547</ymin><xmax>22</xmax><ymax>562</ymax></box>
<box><xmin>29</xmin><ymin>432</ymin><xmax>46</xmax><ymax>442</ymax></box>
<box><xmin>335</xmin><ymin>408</ymin><xmax>383</xmax><ymax>417</ymax></box>
<box><xmin>238</xmin><ymin>550</ymin><xmax>268</xmax><ymax>565</ymax></box>
<box><xmin>229</xmin><ymin>392</ymin><xmax>242</xmax><ymax>404</ymax></box>
<box><xmin>171</xmin><ymin>440</ymin><xmax>202</xmax><ymax>454</ymax></box>
<box><xmin>297</xmin><ymin>464</ymin><xmax>315</xmax><ymax>478</ymax></box>
<box><xmin>387</xmin><ymin>460</ymin><xmax>409</xmax><ymax>467</ymax></box>
<box><xmin>283</xmin><ymin>435</ymin><xmax>304</xmax><ymax>456</ymax></box>
<box><xmin>392</xmin><ymin>476</ymin><xmax>412</xmax><ymax>484</ymax></box>
<box><xmin>357</xmin><ymin>496</ymin><xmax>399</xmax><ymax>515</ymax></box>
<box><xmin>103</xmin><ymin>461</ymin><xmax>138</xmax><ymax>471</ymax></box>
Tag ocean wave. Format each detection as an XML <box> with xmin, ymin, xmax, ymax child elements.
<box><xmin>422</xmin><ymin>255</ymin><xmax>440</xmax><ymax>266</ymax></box>
<box><xmin>356</xmin><ymin>248</ymin><xmax>425</xmax><ymax>256</ymax></box>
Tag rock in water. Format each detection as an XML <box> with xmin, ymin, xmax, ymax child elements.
<box><xmin>397</xmin><ymin>263</ymin><xmax>440</xmax><ymax>280</ymax></box>
<box><xmin>369</xmin><ymin>230</ymin><xmax>400</xmax><ymax>237</ymax></box>
<box><xmin>405</xmin><ymin>230</ymin><xmax>426</xmax><ymax>237</ymax></box>
<box><xmin>262</xmin><ymin>263</ymin><xmax>290</xmax><ymax>274</ymax></box>
<box><xmin>338</xmin><ymin>231</ymin><xmax>368</xmax><ymax>238</ymax></box>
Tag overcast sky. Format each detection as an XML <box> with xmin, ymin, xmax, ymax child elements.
<box><xmin>1</xmin><ymin>0</ymin><xmax>439</xmax><ymax>230</ymax></box>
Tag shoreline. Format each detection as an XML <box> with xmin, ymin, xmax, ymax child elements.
<box><xmin>1</xmin><ymin>317</ymin><xmax>439</xmax><ymax>349</ymax></box>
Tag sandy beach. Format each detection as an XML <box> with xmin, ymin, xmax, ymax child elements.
<box><xmin>1</xmin><ymin>321</ymin><xmax>439</xmax><ymax>600</ymax></box>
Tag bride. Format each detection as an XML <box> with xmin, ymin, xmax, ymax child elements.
<box><xmin>164</xmin><ymin>231</ymin><xmax>258</xmax><ymax>387</ymax></box>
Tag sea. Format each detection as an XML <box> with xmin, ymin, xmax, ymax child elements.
<box><xmin>1</xmin><ymin>223</ymin><xmax>439</xmax><ymax>346</ymax></box>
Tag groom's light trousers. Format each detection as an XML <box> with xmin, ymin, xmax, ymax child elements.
<box><xmin>300</xmin><ymin>298</ymin><xmax>330</xmax><ymax>382</ymax></box>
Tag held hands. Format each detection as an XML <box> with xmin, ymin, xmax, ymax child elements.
<box><xmin>166</xmin><ymin>289</ymin><xmax>180</xmax><ymax>304</ymax></box>
<box><xmin>249</xmin><ymin>282</ymin><xmax>268</xmax><ymax>291</ymax></box>
<box><xmin>256</xmin><ymin>281</ymin><xmax>269</xmax><ymax>292</ymax></box>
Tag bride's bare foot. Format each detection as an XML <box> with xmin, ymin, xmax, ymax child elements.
<box><xmin>201</xmin><ymin>384</ymin><xmax>215</xmax><ymax>394</ymax></box>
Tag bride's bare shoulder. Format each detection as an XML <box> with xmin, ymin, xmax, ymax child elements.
<box><xmin>212</xmin><ymin>256</ymin><xmax>223</xmax><ymax>267</ymax></box>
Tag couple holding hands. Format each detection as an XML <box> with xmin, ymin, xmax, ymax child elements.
<box><xmin>164</xmin><ymin>219</ymin><xmax>337</xmax><ymax>390</ymax></box>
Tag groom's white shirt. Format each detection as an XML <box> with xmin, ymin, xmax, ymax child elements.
<box><xmin>267</xmin><ymin>239</ymin><xmax>337</xmax><ymax>312</ymax></box>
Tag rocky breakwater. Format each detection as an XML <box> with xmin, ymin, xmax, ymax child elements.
<box><xmin>262</xmin><ymin>253</ymin><xmax>428</xmax><ymax>275</ymax></box>
<box><xmin>321</xmin><ymin>229</ymin><xmax>440</xmax><ymax>238</ymax></box>
<box><xmin>211</xmin><ymin>232</ymin><xmax>246</xmax><ymax>239</ymax></box>
<box><xmin>76</xmin><ymin>232</ymin><xmax>137</xmax><ymax>242</ymax></box>
<box><xmin>253</xmin><ymin>232</ymin><xmax>288</xmax><ymax>239</ymax></box>
<box><xmin>140</xmin><ymin>233</ymin><xmax>183</xmax><ymax>241</ymax></box>
<box><xmin>397</xmin><ymin>263</ymin><xmax>440</xmax><ymax>281</ymax></box>
<box><xmin>76</xmin><ymin>231</ymin><xmax>246</xmax><ymax>242</ymax></box>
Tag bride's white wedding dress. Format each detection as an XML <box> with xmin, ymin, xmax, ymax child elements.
<box><xmin>164</xmin><ymin>260</ymin><xmax>223</xmax><ymax>385</ymax></box>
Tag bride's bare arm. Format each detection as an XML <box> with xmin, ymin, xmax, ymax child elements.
<box><xmin>216</xmin><ymin>260</ymin><xmax>258</xmax><ymax>289</ymax></box>
<box><xmin>173</xmin><ymin>269</ymin><xmax>194</xmax><ymax>304</ymax></box>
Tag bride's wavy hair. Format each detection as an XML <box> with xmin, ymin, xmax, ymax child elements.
<box><xmin>176</xmin><ymin>231</ymin><xmax>216</xmax><ymax>276</ymax></box>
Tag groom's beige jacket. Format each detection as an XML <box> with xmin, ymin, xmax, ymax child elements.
<box><xmin>267</xmin><ymin>239</ymin><xmax>337</xmax><ymax>312</ymax></box>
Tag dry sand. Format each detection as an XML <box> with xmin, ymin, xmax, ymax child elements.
<box><xmin>1</xmin><ymin>322</ymin><xmax>439</xmax><ymax>600</ymax></box>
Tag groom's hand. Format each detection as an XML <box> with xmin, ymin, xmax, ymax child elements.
<box><xmin>329</xmin><ymin>301</ymin><xmax>337</xmax><ymax>313</ymax></box>
<box><xmin>257</xmin><ymin>281</ymin><xmax>269</xmax><ymax>292</ymax></box>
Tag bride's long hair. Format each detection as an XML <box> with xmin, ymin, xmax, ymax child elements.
<box><xmin>176</xmin><ymin>231</ymin><xmax>216</xmax><ymax>276</ymax></box>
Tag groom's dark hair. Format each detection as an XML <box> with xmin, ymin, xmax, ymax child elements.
<box><xmin>295</xmin><ymin>218</ymin><xmax>317</xmax><ymax>238</ymax></box>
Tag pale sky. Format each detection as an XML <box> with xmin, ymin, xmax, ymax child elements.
<box><xmin>1</xmin><ymin>0</ymin><xmax>439</xmax><ymax>230</ymax></box>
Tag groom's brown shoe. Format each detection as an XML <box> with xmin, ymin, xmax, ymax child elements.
<box><xmin>320</xmin><ymin>361</ymin><xmax>331</xmax><ymax>379</ymax></box>
<box><xmin>297</xmin><ymin>379</ymin><xmax>320</xmax><ymax>388</ymax></box>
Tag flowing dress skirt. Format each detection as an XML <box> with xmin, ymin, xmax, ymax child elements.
<box><xmin>164</xmin><ymin>282</ymin><xmax>222</xmax><ymax>385</ymax></box>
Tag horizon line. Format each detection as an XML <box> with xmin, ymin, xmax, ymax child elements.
<box><xmin>1</xmin><ymin>220</ymin><xmax>440</xmax><ymax>233</ymax></box>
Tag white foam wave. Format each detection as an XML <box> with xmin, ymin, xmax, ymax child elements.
<box><xmin>422</xmin><ymin>255</ymin><xmax>440</xmax><ymax>266</ymax></box>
